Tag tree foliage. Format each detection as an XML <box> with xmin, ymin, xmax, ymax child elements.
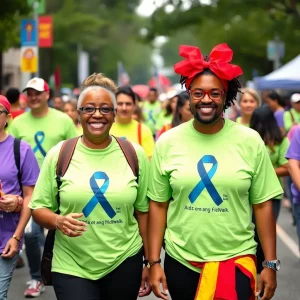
<box><xmin>146</xmin><ymin>0</ymin><xmax>300</xmax><ymax>80</ymax></box>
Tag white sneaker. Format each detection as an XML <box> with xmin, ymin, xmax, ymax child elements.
<box><xmin>24</xmin><ymin>280</ymin><xmax>45</xmax><ymax>298</ymax></box>
<box><xmin>26</xmin><ymin>280</ymin><xmax>32</xmax><ymax>286</ymax></box>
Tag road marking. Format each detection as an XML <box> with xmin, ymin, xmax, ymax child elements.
<box><xmin>276</xmin><ymin>224</ymin><xmax>300</xmax><ymax>258</ymax></box>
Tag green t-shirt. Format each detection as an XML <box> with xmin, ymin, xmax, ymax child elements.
<box><xmin>235</xmin><ymin>116</ymin><xmax>249</xmax><ymax>127</ymax></box>
<box><xmin>155</xmin><ymin>111</ymin><xmax>173</xmax><ymax>132</ymax></box>
<box><xmin>29</xmin><ymin>137</ymin><xmax>149</xmax><ymax>280</ymax></box>
<box><xmin>266</xmin><ymin>137</ymin><xmax>289</xmax><ymax>199</ymax></box>
<box><xmin>283</xmin><ymin>109</ymin><xmax>300</xmax><ymax>132</ymax></box>
<box><xmin>9</xmin><ymin>108</ymin><xmax>77</xmax><ymax>167</ymax></box>
<box><xmin>147</xmin><ymin>119</ymin><xmax>283</xmax><ymax>272</ymax></box>
<box><xmin>142</xmin><ymin>101</ymin><xmax>162</xmax><ymax>134</ymax></box>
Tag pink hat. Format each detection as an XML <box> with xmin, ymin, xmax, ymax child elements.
<box><xmin>0</xmin><ymin>95</ymin><xmax>11</xmax><ymax>113</ymax></box>
<box><xmin>23</xmin><ymin>77</ymin><xmax>50</xmax><ymax>92</ymax></box>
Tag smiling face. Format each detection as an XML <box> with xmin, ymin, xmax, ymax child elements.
<box><xmin>239</xmin><ymin>92</ymin><xmax>259</xmax><ymax>117</ymax></box>
<box><xmin>116</xmin><ymin>93</ymin><xmax>135</xmax><ymax>123</ymax></box>
<box><xmin>189</xmin><ymin>74</ymin><xmax>226</xmax><ymax>125</ymax></box>
<box><xmin>26</xmin><ymin>89</ymin><xmax>49</xmax><ymax>111</ymax></box>
<box><xmin>79</xmin><ymin>88</ymin><xmax>115</xmax><ymax>141</ymax></box>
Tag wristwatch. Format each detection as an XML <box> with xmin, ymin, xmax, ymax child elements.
<box><xmin>147</xmin><ymin>259</ymin><xmax>161</xmax><ymax>269</ymax></box>
<box><xmin>262</xmin><ymin>259</ymin><xmax>281</xmax><ymax>271</ymax></box>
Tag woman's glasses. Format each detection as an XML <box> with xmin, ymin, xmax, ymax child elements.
<box><xmin>189</xmin><ymin>89</ymin><xmax>225</xmax><ymax>101</ymax></box>
<box><xmin>0</xmin><ymin>110</ymin><xmax>8</xmax><ymax>115</ymax></box>
<box><xmin>79</xmin><ymin>106</ymin><xmax>115</xmax><ymax>115</ymax></box>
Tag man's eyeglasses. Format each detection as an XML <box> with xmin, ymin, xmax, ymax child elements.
<box><xmin>79</xmin><ymin>106</ymin><xmax>115</xmax><ymax>115</ymax></box>
<box><xmin>0</xmin><ymin>110</ymin><xmax>8</xmax><ymax>115</ymax></box>
<box><xmin>189</xmin><ymin>89</ymin><xmax>225</xmax><ymax>101</ymax></box>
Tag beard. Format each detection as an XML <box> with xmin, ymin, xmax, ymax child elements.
<box><xmin>192</xmin><ymin>104</ymin><xmax>223</xmax><ymax>125</ymax></box>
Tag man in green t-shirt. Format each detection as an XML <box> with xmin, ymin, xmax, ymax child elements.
<box><xmin>283</xmin><ymin>93</ymin><xmax>300</xmax><ymax>132</ymax></box>
<box><xmin>9</xmin><ymin>77</ymin><xmax>77</xmax><ymax>298</ymax></box>
<box><xmin>147</xmin><ymin>44</ymin><xmax>282</xmax><ymax>300</ymax></box>
<box><xmin>142</xmin><ymin>87</ymin><xmax>162</xmax><ymax>135</ymax></box>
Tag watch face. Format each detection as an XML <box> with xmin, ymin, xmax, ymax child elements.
<box><xmin>275</xmin><ymin>260</ymin><xmax>281</xmax><ymax>271</ymax></box>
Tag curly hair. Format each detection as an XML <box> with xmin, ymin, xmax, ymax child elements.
<box><xmin>179</xmin><ymin>58</ymin><xmax>242</xmax><ymax>111</ymax></box>
<box><xmin>78</xmin><ymin>73</ymin><xmax>118</xmax><ymax>109</ymax></box>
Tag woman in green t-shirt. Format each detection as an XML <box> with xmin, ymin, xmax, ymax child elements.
<box><xmin>250</xmin><ymin>106</ymin><xmax>289</xmax><ymax>273</ymax></box>
<box><xmin>29</xmin><ymin>73</ymin><xmax>151</xmax><ymax>300</ymax></box>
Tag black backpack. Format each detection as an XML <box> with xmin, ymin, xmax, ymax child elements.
<box><xmin>41</xmin><ymin>136</ymin><xmax>139</xmax><ymax>285</ymax></box>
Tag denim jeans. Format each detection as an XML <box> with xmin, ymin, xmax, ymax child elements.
<box><xmin>293</xmin><ymin>204</ymin><xmax>300</xmax><ymax>251</ymax></box>
<box><xmin>0</xmin><ymin>253</ymin><xmax>18</xmax><ymax>300</ymax></box>
<box><xmin>24</xmin><ymin>219</ymin><xmax>45</xmax><ymax>281</ymax></box>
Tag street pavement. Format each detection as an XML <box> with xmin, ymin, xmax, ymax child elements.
<box><xmin>8</xmin><ymin>206</ymin><xmax>300</xmax><ymax>300</ymax></box>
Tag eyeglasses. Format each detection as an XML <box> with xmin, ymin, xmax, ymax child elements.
<box><xmin>79</xmin><ymin>106</ymin><xmax>115</xmax><ymax>115</ymax></box>
<box><xmin>189</xmin><ymin>89</ymin><xmax>225</xmax><ymax>101</ymax></box>
<box><xmin>0</xmin><ymin>110</ymin><xmax>8</xmax><ymax>115</ymax></box>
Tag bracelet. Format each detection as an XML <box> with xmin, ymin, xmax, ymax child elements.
<box><xmin>13</xmin><ymin>196</ymin><xmax>24</xmax><ymax>212</ymax></box>
<box><xmin>143</xmin><ymin>259</ymin><xmax>149</xmax><ymax>266</ymax></box>
<box><xmin>12</xmin><ymin>235</ymin><xmax>21</xmax><ymax>242</ymax></box>
<box><xmin>147</xmin><ymin>259</ymin><xmax>161</xmax><ymax>269</ymax></box>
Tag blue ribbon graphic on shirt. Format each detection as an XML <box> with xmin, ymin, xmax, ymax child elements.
<box><xmin>189</xmin><ymin>155</ymin><xmax>223</xmax><ymax>206</ymax></box>
<box><xmin>82</xmin><ymin>172</ymin><xmax>116</xmax><ymax>218</ymax></box>
<box><xmin>148</xmin><ymin>110</ymin><xmax>156</xmax><ymax>125</ymax></box>
<box><xmin>33</xmin><ymin>131</ymin><xmax>46</xmax><ymax>157</ymax></box>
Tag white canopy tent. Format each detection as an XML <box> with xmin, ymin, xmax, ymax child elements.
<box><xmin>255</xmin><ymin>55</ymin><xmax>300</xmax><ymax>90</ymax></box>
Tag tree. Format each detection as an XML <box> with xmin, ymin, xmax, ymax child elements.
<box><xmin>0</xmin><ymin>0</ymin><xmax>32</xmax><ymax>90</ymax></box>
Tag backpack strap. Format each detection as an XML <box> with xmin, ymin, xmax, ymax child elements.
<box><xmin>137</xmin><ymin>122</ymin><xmax>142</xmax><ymax>146</ymax></box>
<box><xmin>13</xmin><ymin>138</ymin><xmax>22</xmax><ymax>195</ymax></box>
<box><xmin>55</xmin><ymin>137</ymin><xmax>80</xmax><ymax>212</ymax></box>
<box><xmin>114</xmin><ymin>136</ymin><xmax>139</xmax><ymax>183</ymax></box>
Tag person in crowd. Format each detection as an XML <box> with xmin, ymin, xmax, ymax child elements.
<box><xmin>155</xmin><ymin>91</ymin><xmax>178</xmax><ymax>134</ymax></box>
<box><xmin>29</xmin><ymin>73</ymin><xmax>150</xmax><ymax>300</ymax></box>
<box><xmin>250</xmin><ymin>106</ymin><xmax>289</xmax><ymax>273</ymax></box>
<box><xmin>235</xmin><ymin>88</ymin><xmax>260</xmax><ymax>126</ymax></box>
<box><xmin>19</xmin><ymin>94</ymin><xmax>28</xmax><ymax>112</ymax></box>
<box><xmin>63</xmin><ymin>100</ymin><xmax>82</xmax><ymax>135</ymax></box>
<box><xmin>5</xmin><ymin>88</ymin><xmax>24</xmax><ymax>119</ymax></box>
<box><xmin>53</xmin><ymin>95</ymin><xmax>64</xmax><ymax>111</ymax></box>
<box><xmin>9</xmin><ymin>77</ymin><xmax>77</xmax><ymax>298</ymax></box>
<box><xmin>132</xmin><ymin>103</ymin><xmax>145</xmax><ymax>123</ymax></box>
<box><xmin>142</xmin><ymin>87</ymin><xmax>162</xmax><ymax>136</ymax></box>
<box><xmin>284</xmin><ymin>93</ymin><xmax>300</xmax><ymax>133</ymax></box>
<box><xmin>264</xmin><ymin>91</ymin><xmax>286</xmax><ymax>134</ymax></box>
<box><xmin>0</xmin><ymin>95</ymin><xmax>39</xmax><ymax>300</ymax></box>
<box><xmin>110</xmin><ymin>86</ymin><xmax>154</xmax><ymax>159</ymax></box>
<box><xmin>286</xmin><ymin>126</ymin><xmax>300</xmax><ymax>257</ymax></box>
<box><xmin>148</xmin><ymin>44</ymin><xmax>282</xmax><ymax>300</ymax></box>
<box><xmin>156</xmin><ymin>91</ymin><xmax>193</xmax><ymax>139</ymax></box>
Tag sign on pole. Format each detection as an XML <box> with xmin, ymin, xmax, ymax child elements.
<box><xmin>21</xmin><ymin>47</ymin><xmax>38</xmax><ymax>73</ymax></box>
<box><xmin>21</xmin><ymin>20</ymin><xmax>38</xmax><ymax>46</ymax></box>
<box><xmin>38</xmin><ymin>16</ymin><xmax>53</xmax><ymax>48</ymax></box>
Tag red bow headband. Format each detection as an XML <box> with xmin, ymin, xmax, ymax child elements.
<box><xmin>174</xmin><ymin>43</ymin><xmax>243</xmax><ymax>91</ymax></box>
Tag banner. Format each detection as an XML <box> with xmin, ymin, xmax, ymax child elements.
<box><xmin>21</xmin><ymin>46</ymin><xmax>38</xmax><ymax>73</ymax></box>
<box><xmin>39</xmin><ymin>16</ymin><xmax>53</xmax><ymax>48</ymax></box>
<box><xmin>21</xmin><ymin>20</ymin><xmax>37</xmax><ymax>46</ymax></box>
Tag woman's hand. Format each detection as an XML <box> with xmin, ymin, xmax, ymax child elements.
<box><xmin>256</xmin><ymin>268</ymin><xmax>277</xmax><ymax>300</ymax></box>
<box><xmin>1</xmin><ymin>237</ymin><xmax>19</xmax><ymax>258</ymax></box>
<box><xmin>138</xmin><ymin>266</ymin><xmax>152</xmax><ymax>297</ymax></box>
<box><xmin>0</xmin><ymin>194</ymin><xmax>18</xmax><ymax>212</ymax></box>
<box><xmin>56</xmin><ymin>213</ymin><xmax>87</xmax><ymax>237</ymax></box>
<box><xmin>149</xmin><ymin>264</ymin><xmax>169</xmax><ymax>300</ymax></box>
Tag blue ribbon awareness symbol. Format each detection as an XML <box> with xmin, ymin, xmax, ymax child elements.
<box><xmin>148</xmin><ymin>110</ymin><xmax>156</xmax><ymax>125</ymax></box>
<box><xmin>82</xmin><ymin>172</ymin><xmax>116</xmax><ymax>218</ymax></box>
<box><xmin>189</xmin><ymin>155</ymin><xmax>223</xmax><ymax>206</ymax></box>
<box><xmin>33</xmin><ymin>131</ymin><xmax>46</xmax><ymax>157</ymax></box>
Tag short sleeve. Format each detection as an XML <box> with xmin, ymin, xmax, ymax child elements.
<box><xmin>28</xmin><ymin>143</ymin><xmax>62</xmax><ymax>212</ymax></box>
<box><xmin>286</xmin><ymin>127</ymin><xmax>300</xmax><ymax>161</ymax></box>
<box><xmin>147</xmin><ymin>141</ymin><xmax>172</xmax><ymax>202</ymax></box>
<box><xmin>20</xmin><ymin>142</ymin><xmax>40</xmax><ymax>186</ymax></box>
<box><xmin>65</xmin><ymin>118</ymin><xmax>78</xmax><ymax>139</ymax></box>
<box><xmin>278</xmin><ymin>137</ymin><xmax>289</xmax><ymax>166</ymax></box>
<box><xmin>274</xmin><ymin>111</ymin><xmax>284</xmax><ymax>128</ymax></box>
<box><xmin>141</xmin><ymin>125</ymin><xmax>155</xmax><ymax>157</ymax></box>
<box><xmin>249</xmin><ymin>140</ymin><xmax>283</xmax><ymax>204</ymax></box>
<box><xmin>133</xmin><ymin>144</ymin><xmax>150</xmax><ymax>212</ymax></box>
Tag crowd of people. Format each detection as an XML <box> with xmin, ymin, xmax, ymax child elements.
<box><xmin>1</xmin><ymin>43</ymin><xmax>300</xmax><ymax>300</ymax></box>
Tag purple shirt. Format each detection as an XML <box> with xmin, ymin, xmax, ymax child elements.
<box><xmin>274</xmin><ymin>110</ymin><xmax>284</xmax><ymax>128</ymax></box>
<box><xmin>0</xmin><ymin>135</ymin><xmax>39</xmax><ymax>253</ymax></box>
<box><xmin>286</xmin><ymin>127</ymin><xmax>300</xmax><ymax>204</ymax></box>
